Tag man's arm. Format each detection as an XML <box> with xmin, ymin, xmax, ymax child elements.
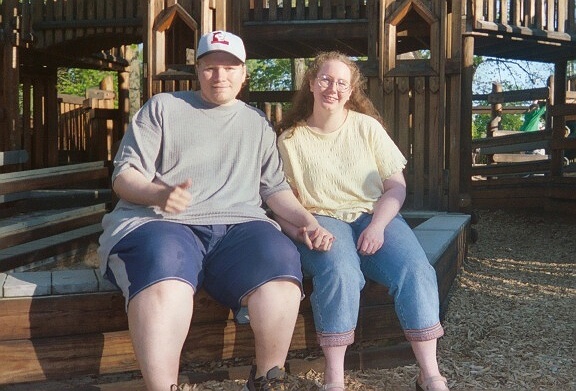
<box><xmin>113</xmin><ymin>167</ymin><xmax>192</xmax><ymax>214</ymax></box>
<box><xmin>266</xmin><ymin>190</ymin><xmax>334</xmax><ymax>251</ymax></box>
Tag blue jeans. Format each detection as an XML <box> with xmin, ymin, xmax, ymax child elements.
<box><xmin>296</xmin><ymin>213</ymin><xmax>444</xmax><ymax>347</ymax></box>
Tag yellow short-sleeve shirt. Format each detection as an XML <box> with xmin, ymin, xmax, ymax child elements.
<box><xmin>278</xmin><ymin>111</ymin><xmax>407</xmax><ymax>222</ymax></box>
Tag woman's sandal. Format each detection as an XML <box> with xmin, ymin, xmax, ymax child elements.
<box><xmin>416</xmin><ymin>375</ymin><xmax>449</xmax><ymax>391</ymax></box>
<box><xmin>320</xmin><ymin>383</ymin><xmax>346</xmax><ymax>390</ymax></box>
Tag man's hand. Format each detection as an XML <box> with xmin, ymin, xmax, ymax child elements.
<box><xmin>159</xmin><ymin>179</ymin><xmax>193</xmax><ymax>213</ymax></box>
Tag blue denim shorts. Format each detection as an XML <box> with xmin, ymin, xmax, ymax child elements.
<box><xmin>106</xmin><ymin>220</ymin><xmax>303</xmax><ymax>313</ymax></box>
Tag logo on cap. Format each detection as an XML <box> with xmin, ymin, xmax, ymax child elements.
<box><xmin>211</xmin><ymin>32</ymin><xmax>230</xmax><ymax>46</ymax></box>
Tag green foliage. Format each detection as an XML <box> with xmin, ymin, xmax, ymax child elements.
<box><xmin>57</xmin><ymin>68</ymin><xmax>118</xmax><ymax>97</ymax></box>
<box><xmin>472</xmin><ymin>113</ymin><xmax>489</xmax><ymax>139</ymax></box>
<box><xmin>472</xmin><ymin>111</ymin><xmax>524</xmax><ymax>139</ymax></box>
<box><xmin>246</xmin><ymin>59</ymin><xmax>292</xmax><ymax>91</ymax></box>
<box><xmin>501</xmin><ymin>113</ymin><xmax>523</xmax><ymax>132</ymax></box>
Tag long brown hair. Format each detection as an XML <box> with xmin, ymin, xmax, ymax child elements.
<box><xmin>275</xmin><ymin>51</ymin><xmax>383</xmax><ymax>135</ymax></box>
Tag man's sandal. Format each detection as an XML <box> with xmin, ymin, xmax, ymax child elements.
<box><xmin>416</xmin><ymin>375</ymin><xmax>449</xmax><ymax>391</ymax></box>
<box><xmin>320</xmin><ymin>383</ymin><xmax>346</xmax><ymax>390</ymax></box>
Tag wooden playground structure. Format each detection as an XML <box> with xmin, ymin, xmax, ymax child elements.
<box><xmin>0</xmin><ymin>0</ymin><xmax>575</xmax><ymax>387</ymax></box>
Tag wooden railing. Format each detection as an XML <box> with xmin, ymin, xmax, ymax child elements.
<box><xmin>471</xmin><ymin>82</ymin><xmax>576</xmax><ymax>179</ymax></box>
<box><xmin>19</xmin><ymin>0</ymin><xmax>143</xmax><ymax>49</ymax></box>
<box><xmin>58</xmin><ymin>90</ymin><xmax>120</xmax><ymax>164</ymax></box>
<box><xmin>469</xmin><ymin>82</ymin><xmax>576</xmax><ymax>208</ymax></box>
<box><xmin>241</xmin><ymin>0</ymin><xmax>368</xmax><ymax>23</ymax></box>
<box><xmin>472</xmin><ymin>0</ymin><xmax>576</xmax><ymax>36</ymax></box>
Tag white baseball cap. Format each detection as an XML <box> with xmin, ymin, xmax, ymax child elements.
<box><xmin>196</xmin><ymin>31</ymin><xmax>246</xmax><ymax>63</ymax></box>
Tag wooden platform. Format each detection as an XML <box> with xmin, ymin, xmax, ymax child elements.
<box><xmin>0</xmin><ymin>213</ymin><xmax>471</xmax><ymax>387</ymax></box>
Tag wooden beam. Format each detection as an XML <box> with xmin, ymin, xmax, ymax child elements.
<box><xmin>0</xmin><ymin>150</ymin><xmax>29</xmax><ymax>166</ymax></box>
<box><xmin>0</xmin><ymin>161</ymin><xmax>109</xmax><ymax>196</ymax></box>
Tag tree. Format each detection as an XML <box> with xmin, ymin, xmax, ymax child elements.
<box><xmin>473</xmin><ymin>57</ymin><xmax>553</xmax><ymax>95</ymax></box>
<box><xmin>472</xmin><ymin>57</ymin><xmax>552</xmax><ymax>139</ymax></box>
<box><xmin>57</xmin><ymin>68</ymin><xmax>117</xmax><ymax>97</ymax></box>
<box><xmin>246</xmin><ymin>59</ymin><xmax>293</xmax><ymax>91</ymax></box>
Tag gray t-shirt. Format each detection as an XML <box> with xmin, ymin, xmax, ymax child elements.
<box><xmin>97</xmin><ymin>90</ymin><xmax>290</xmax><ymax>272</ymax></box>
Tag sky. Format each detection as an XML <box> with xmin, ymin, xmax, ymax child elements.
<box><xmin>473</xmin><ymin>57</ymin><xmax>555</xmax><ymax>95</ymax></box>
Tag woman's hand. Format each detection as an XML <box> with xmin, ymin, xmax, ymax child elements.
<box><xmin>357</xmin><ymin>223</ymin><xmax>384</xmax><ymax>255</ymax></box>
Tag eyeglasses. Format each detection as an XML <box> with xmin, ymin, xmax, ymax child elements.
<box><xmin>316</xmin><ymin>75</ymin><xmax>351</xmax><ymax>93</ymax></box>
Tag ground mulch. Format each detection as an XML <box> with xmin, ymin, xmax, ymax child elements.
<box><xmin>188</xmin><ymin>208</ymin><xmax>576</xmax><ymax>391</ymax></box>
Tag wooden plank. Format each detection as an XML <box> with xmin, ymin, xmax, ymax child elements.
<box><xmin>493</xmin><ymin>153</ymin><xmax>549</xmax><ymax>163</ymax></box>
<box><xmin>322</xmin><ymin>0</ymin><xmax>332</xmax><ymax>19</ymax></box>
<box><xmin>413</xmin><ymin>77</ymin><xmax>426</xmax><ymax>209</ymax></box>
<box><xmin>253</xmin><ymin>0</ymin><xmax>263</xmax><ymax>21</ymax></box>
<box><xmin>471</xmin><ymin>160</ymin><xmax>551</xmax><ymax>176</ymax></box>
<box><xmin>0</xmin><ymin>161</ymin><xmax>109</xmax><ymax>196</ymax></box>
<box><xmin>472</xmin><ymin>87</ymin><xmax>549</xmax><ymax>103</ymax></box>
<box><xmin>429</xmin><ymin>77</ymin><xmax>443</xmax><ymax>209</ymax></box>
<box><xmin>0</xmin><ymin>292</ymin><xmax>128</xmax><ymax>341</ymax></box>
<box><xmin>472</xmin><ymin>130</ymin><xmax>551</xmax><ymax>150</ymax></box>
<box><xmin>282</xmin><ymin>0</ymin><xmax>292</xmax><ymax>21</ymax></box>
<box><xmin>0</xmin><ymin>150</ymin><xmax>29</xmax><ymax>166</ymax></box>
<box><xmin>95</xmin><ymin>0</ymin><xmax>106</xmax><ymax>35</ymax></box>
<box><xmin>269</xmin><ymin>0</ymin><xmax>278</xmax><ymax>21</ymax></box>
<box><xmin>0</xmin><ymin>330</ymin><xmax>138</xmax><ymax>384</ymax></box>
<box><xmin>478</xmin><ymin>140</ymin><xmax>549</xmax><ymax>154</ymax></box>
<box><xmin>296</xmin><ymin>0</ymin><xmax>305</xmax><ymax>20</ymax></box>
<box><xmin>336</xmin><ymin>0</ymin><xmax>346</xmax><ymax>19</ymax></box>
<box><xmin>309</xmin><ymin>0</ymin><xmax>319</xmax><ymax>19</ymax></box>
<box><xmin>0</xmin><ymin>224</ymin><xmax>103</xmax><ymax>272</ymax></box>
<box><xmin>0</xmin><ymin>204</ymin><xmax>107</xmax><ymax>250</ymax></box>
<box><xmin>64</xmin><ymin>0</ymin><xmax>75</xmax><ymax>41</ymax></box>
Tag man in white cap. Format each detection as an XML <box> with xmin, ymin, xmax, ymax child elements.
<box><xmin>97</xmin><ymin>30</ymin><xmax>334</xmax><ymax>391</ymax></box>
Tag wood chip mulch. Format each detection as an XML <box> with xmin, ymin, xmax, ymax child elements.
<box><xmin>10</xmin><ymin>208</ymin><xmax>575</xmax><ymax>391</ymax></box>
<box><xmin>173</xmin><ymin>208</ymin><xmax>576</xmax><ymax>391</ymax></box>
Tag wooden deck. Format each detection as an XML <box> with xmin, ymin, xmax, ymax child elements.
<box><xmin>0</xmin><ymin>213</ymin><xmax>471</xmax><ymax>388</ymax></box>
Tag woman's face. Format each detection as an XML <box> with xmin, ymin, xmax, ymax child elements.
<box><xmin>309</xmin><ymin>60</ymin><xmax>352</xmax><ymax>113</ymax></box>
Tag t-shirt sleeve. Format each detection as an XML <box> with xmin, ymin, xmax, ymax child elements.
<box><xmin>369</xmin><ymin>120</ymin><xmax>407</xmax><ymax>179</ymax></box>
<box><xmin>112</xmin><ymin>96</ymin><xmax>164</xmax><ymax>183</ymax></box>
<box><xmin>259</xmin><ymin>123</ymin><xmax>290</xmax><ymax>201</ymax></box>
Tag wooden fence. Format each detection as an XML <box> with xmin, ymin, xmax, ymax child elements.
<box><xmin>242</xmin><ymin>0</ymin><xmax>368</xmax><ymax>22</ymax></box>
<box><xmin>470</xmin><ymin>81</ymin><xmax>576</xmax><ymax>208</ymax></box>
<box><xmin>58</xmin><ymin>90</ymin><xmax>120</xmax><ymax>164</ymax></box>
<box><xmin>472</xmin><ymin>0</ymin><xmax>575</xmax><ymax>34</ymax></box>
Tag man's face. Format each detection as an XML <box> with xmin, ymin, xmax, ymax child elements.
<box><xmin>197</xmin><ymin>52</ymin><xmax>246</xmax><ymax>106</ymax></box>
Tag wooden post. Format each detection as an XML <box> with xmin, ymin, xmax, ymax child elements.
<box><xmin>264</xmin><ymin>102</ymin><xmax>272</xmax><ymax>122</ymax></box>
<box><xmin>551</xmin><ymin>61</ymin><xmax>567</xmax><ymax>176</ymax></box>
<box><xmin>118</xmin><ymin>68</ymin><xmax>130</xmax><ymax>141</ymax></box>
<box><xmin>292</xmin><ymin>58</ymin><xmax>306</xmax><ymax>90</ymax></box>
<box><xmin>274</xmin><ymin>103</ymin><xmax>282</xmax><ymax>125</ymax></box>
<box><xmin>459</xmin><ymin>36</ymin><xmax>475</xmax><ymax>209</ymax></box>
<box><xmin>45</xmin><ymin>68</ymin><xmax>59</xmax><ymax>166</ymax></box>
<box><xmin>1</xmin><ymin>0</ymin><xmax>21</xmax><ymax>151</ymax></box>
<box><xmin>99</xmin><ymin>76</ymin><xmax>115</xmax><ymax>161</ymax></box>
<box><xmin>446</xmin><ymin>0</ymin><xmax>464</xmax><ymax>211</ymax></box>
<box><xmin>486</xmin><ymin>82</ymin><xmax>502</xmax><ymax>164</ymax></box>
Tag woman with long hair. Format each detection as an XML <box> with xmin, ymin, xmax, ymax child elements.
<box><xmin>274</xmin><ymin>51</ymin><xmax>450</xmax><ymax>391</ymax></box>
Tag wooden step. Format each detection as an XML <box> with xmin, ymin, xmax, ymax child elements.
<box><xmin>0</xmin><ymin>204</ymin><xmax>107</xmax><ymax>250</ymax></box>
<box><xmin>0</xmin><ymin>223</ymin><xmax>103</xmax><ymax>272</ymax></box>
<box><xmin>0</xmin><ymin>214</ymin><xmax>471</xmax><ymax>385</ymax></box>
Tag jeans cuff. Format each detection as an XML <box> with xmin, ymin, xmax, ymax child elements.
<box><xmin>404</xmin><ymin>322</ymin><xmax>444</xmax><ymax>341</ymax></box>
<box><xmin>317</xmin><ymin>330</ymin><xmax>355</xmax><ymax>347</ymax></box>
